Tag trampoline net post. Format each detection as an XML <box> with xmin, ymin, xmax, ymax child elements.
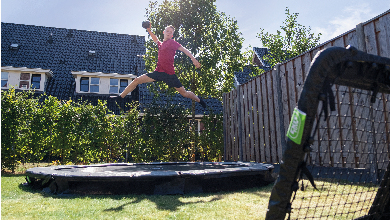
<box><xmin>265</xmin><ymin>46</ymin><xmax>390</xmax><ymax>220</ymax></box>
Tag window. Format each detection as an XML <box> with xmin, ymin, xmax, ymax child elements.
<box><xmin>109</xmin><ymin>78</ymin><xmax>119</xmax><ymax>94</ymax></box>
<box><xmin>109</xmin><ymin>78</ymin><xmax>128</xmax><ymax>94</ymax></box>
<box><xmin>80</xmin><ymin>77</ymin><xmax>100</xmax><ymax>93</ymax></box>
<box><xmin>31</xmin><ymin>74</ymin><xmax>41</xmax><ymax>89</ymax></box>
<box><xmin>1</xmin><ymin>72</ymin><xmax>8</xmax><ymax>87</ymax></box>
<box><xmin>80</xmin><ymin>77</ymin><xmax>89</xmax><ymax>92</ymax></box>
<box><xmin>20</xmin><ymin>73</ymin><xmax>30</xmax><ymax>89</ymax></box>
<box><xmin>90</xmin><ymin>77</ymin><xmax>99</xmax><ymax>93</ymax></box>
<box><xmin>120</xmin><ymin>79</ymin><xmax>128</xmax><ymax>93</ymax></box>
<box><xmin>72</xmin><ymin>71</ymin><xmax>136</xmax><ymax>95</ymax></box>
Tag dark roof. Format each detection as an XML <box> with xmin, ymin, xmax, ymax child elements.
<box><xmin>234</xmin><ymin>47</ymin><xmax>271</xmax><ymax>86</ymax></box>
<box><xmin>253</xmin><ymin>47</ymin><xmax>271</xmax><ymax>70</ymax></box>
<box><xmin>235</xmin><ymin>67</ymin><xmax>254</xmax><ymax>85</ymax></box>
<box><xmin>1</xmin><ymin>22</ymin><xmax>221</xmax><ymax>115</ymax></box>
<box><xmin>138</xmin><ymin>83</ymin><xmax>222</xmax><ymax>115</ymax></box>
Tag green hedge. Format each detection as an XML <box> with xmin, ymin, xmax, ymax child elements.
<box><xmin>1</xmin><ymin>88</ymin><xmax>223</xmax><ymax>172</ymax></box>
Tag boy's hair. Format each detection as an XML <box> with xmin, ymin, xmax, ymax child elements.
<box><xmin>166</xmin><ymin>25</ymin><xmax>175</xmax><ymax>32</ymax></box>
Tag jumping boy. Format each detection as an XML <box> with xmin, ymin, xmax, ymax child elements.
<box><xmin>113</xmin><ymin>23</ymin><xmax>207</xmax><ymax>109</ymax></box>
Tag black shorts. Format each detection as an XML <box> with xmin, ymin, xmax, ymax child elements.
<box><xmin>146</xmin><ymin>71</ymin><xmax>183</xmax><ymax>88</ymax></box>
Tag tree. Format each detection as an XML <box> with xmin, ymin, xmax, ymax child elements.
<box><xmin>144</xmin><ymin>0</ymin><xmax>245</xmax><ymax>100</ymax></box>
<box><xmin>257</xmin><ymin>7</ymin><xmax>321</xmax><ymax>69</ymax></box>
<box><xmin>144</xmin><ymin>0</ymin><xmax>245</xmax><ymax>161</ymax></box>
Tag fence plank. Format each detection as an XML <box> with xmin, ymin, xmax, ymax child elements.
<box><xmin>330</xmin><ymin>85</ymin><xmax>342</xmax><ymax>167</ymax></box>
<box><xmin>364</xmin><ymin>21</ymin><xmax>378</xmax><ymax>55</ymax></box>
<box><xmin>345</xmin><ymin>31</ymin><xmax>358</xmax><ymax>48</ymax></box>
<box><xmin>239</xmin><ymin>85</ymin><xmax>245</xmax><ymax>161</ymax></box>
<box><xmin>333</xmin><ymin>36</ymin><xmax>345</xmax><ymax>47</ymax></box>
<box><xmin>242</xmin><ymin>84</ymin><xmax>249</xmax><ymax>161</ymax></box>
<box><xmin>272</xmin><ymin>69</ymin><xmax>283</xmax><ymax>162</ymax></box>
<box><xmin>338</xmin><ymin>86</ymin><xmax>355</xmax><ymax>168</ymax></box>
<box><xmin>257</xmin><ymin>77</ymin><xmax>265</xmax><ymax>162</ymax></box>
<box><xmin>376</xmin><ymin>13</ymin><xmax>390</xmax><ymax>58</ymax></box>
<box><xmin>354</xmin><ymin>89</ymin><xmax>371</xmax><ymax>168</ymax></box>
<box><xmin>267</xmin><ymin>72</ymin><xmax>277</xmax><ymax>163</ymax></box>
<box><xmin>280</xmin><ymin>64</ymin><xmax>290</xmax><ymax>138</ymax></box>
<box><xmin>384</xmin><ymin>94</ymin><xmax>390</xmax><ymax>163</ymax></box>
<box><xmin>286</xmin><ymin>60</ymin><xmax>296</xmax><ymax>119</ymax></box>
<box><xmin>373</xmin><ymin>93</ymin><xmax>387</xmax><ymax>170</ymax></box>
<box><xmin>232</xmin><ymin>89</ymin><xmax>240</xmax><ymax>161</ymax></box>
<box><xmin>223</xmin><ymin>93</ymin><xmax>228</xmax><ymax>160</ymax></box>
<box><xmin>228</xmin><ymin>91</ymin><xmax>235</xmax><ymax>161</ymax></box>
<box><xmin>253</xmin><ymin>77</ymin><xmax>260</xmax><ymax>162</ymax></box>
<box><xmin>249</xmin><ymin>80</ymin><xmax>256</xmax><ymax>161</ymax></box>
<box><xmin>261</xmin><ymin>73</ymin><xmax>271</xmax><ymax>162</ymax></box>
<box><xmin>294</xmin><ymin>57</ymin><xmax>304</xmax><ymax>102</ymax></box>
<box><xmin>323</xmin><ymin>41</ymin><xmax>332</xmax><ymax>49</ymax></box>
<box><xmin>225</xmin><ymin>92</ymin><xmax>231</xmax><ymax>160</ymax></box>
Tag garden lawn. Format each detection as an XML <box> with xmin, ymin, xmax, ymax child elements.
<box><xmin>1</xmin><ymin>174</ymin><xmax>273</xmax><ymax>220</ymax></box>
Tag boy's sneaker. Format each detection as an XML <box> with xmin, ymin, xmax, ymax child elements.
<box><xmin>199</xmin><ymin>97</ymin><xmax>207</xmax><ymax>109</ymax></box>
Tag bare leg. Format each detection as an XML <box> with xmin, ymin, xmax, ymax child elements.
<box><xmin>175</xmin><ymin>86</ymin><xmax>200</xmax><ymax>102</ymax></box>
<box><xmin>120</xmin><ymin>74</ymin><xmax>155</xmax><ymax>97</ymax></box>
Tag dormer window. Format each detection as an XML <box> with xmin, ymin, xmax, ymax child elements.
<box><xmin>72</xmin><ymin>71</ymin><xmax>135</xmax><ymax>95</ymax></box>
<box><xmin>1</xmin><ymin>66</ymin><xmax>52</xmax><ymax>91</ymax></box>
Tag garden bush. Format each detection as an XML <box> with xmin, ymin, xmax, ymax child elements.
<box><xmin>1</xmin><ymin>89</ymin><xmax>224</xmax><ymax>171</ymax></box>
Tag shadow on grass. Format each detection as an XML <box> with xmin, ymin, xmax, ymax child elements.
<box><xmin>15</xmin><ymin>178</ymin><xmax>228</xmax><ymax>212</ymax></box>
<box><xmin>14</xmin><ymin>173</ymin><xmax>274</xmax><ymax>212</ymax></box>
<box><xmin>102</xmin><ymin>194</ymin><xmax>224</xmax><ymax>212</ymax></box>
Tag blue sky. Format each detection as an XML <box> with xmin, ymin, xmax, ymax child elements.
<box><xmin>1</xmin><ymin>0</ymin><xmax>389</xmax><ymax>50</ymax></box>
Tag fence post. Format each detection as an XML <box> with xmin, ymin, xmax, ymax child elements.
<box><xmin>275</xmin><ymin>63</ymin><xmax>287</xmax><ymax>155</ymax></box>
<box><xmin>356</xmin><ymin>23</ymin><xmax>367</xmax><ymax>52</ymax></box>
<box><xmin>223</xmin><ymin>93</ymin><xmax>227</xmax><ymax>161</ymax></box>
<box><xmin>237</xmin><ymin>85</ymin><xmax>243</xmax><ymax>161</ymax></box>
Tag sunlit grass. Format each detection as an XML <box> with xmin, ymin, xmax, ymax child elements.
<box><xmin>1</xmin><ymin>173</ymin><xmax>273</xmax><ymax>220</ymax></box>
<box><xmin>2</xmin><ymin>164</ymin><xmax>380</xmax><ymax>220</ymax></box>
<box><xmin>289</xmin><ymin>179</ymin><xmax>378</xmax><ymax>220</ymax></box>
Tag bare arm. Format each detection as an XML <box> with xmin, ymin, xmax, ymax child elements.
<box><xmin>146</xmin><ymin>24</ymin><xmax>159</xmax><ymax>44</ymax></box>
<box><xmin>178</xmin><ymin>46</ymin><xmax>201</xmax><ymax>68</ymax></box>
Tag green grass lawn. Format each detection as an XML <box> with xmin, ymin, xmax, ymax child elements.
<box><xmin>3</xmin><ymin>164</ymin><xmax>377</xmax><ymax>219</ymax></box>
<box><xmin>1</xmin><ymin>173</ymin><xmax>273</xmax><ymax>220</ymax></box>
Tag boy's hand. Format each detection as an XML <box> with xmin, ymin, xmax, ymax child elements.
<box><xmin>192</xmin><ymin>58</ymin><xmax>201</xmax><ymax>69</ymax></box>
<box><xmin>146</xmin><ymin>23</ymin><xmax>151</xmax><ymax>32</ymax></box>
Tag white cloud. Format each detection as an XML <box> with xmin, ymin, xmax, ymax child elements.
<box><xmin>314</xmin><ymin>3</ymin><xmax>377</xmax><ymax>43</ymax></box>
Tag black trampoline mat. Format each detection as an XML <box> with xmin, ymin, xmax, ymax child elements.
<box><xmin>25</xmin><ymin>162</ymin><xmax>275</xmax><ymax>195</ymax></box>
<box><xmin>26</xmin><ymin>162</ymin><xmax>273</xmax><ymax>179</ymax></box>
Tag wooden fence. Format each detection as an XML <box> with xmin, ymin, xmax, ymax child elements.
<box><xmin>223</xmin><ymin>10</ymin><xmax>390</xmax><ymax>165</ymax></box>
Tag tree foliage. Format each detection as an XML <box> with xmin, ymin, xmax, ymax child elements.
<box><xmin>144</xmin><ymin>0</ymin><xmax>245</xmax><ymax>99</ymax></box>
<box><xmin>257</xmin><ymin>7</ymin><xmax>322</xmax><ymax>68</ymax></box>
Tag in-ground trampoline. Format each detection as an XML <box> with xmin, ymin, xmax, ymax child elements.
<box><xmin>25</xmin><ymin>162</ymin><xmax>275</xmax><ymax>195</ymax></box>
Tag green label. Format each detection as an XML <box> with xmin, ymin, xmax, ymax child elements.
<box><xmin>287</xmin><ymin>107</ymin><xmax>306</xmax><ymax>144</ymax></box>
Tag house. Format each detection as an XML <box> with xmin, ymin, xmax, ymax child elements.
<box><xmin>1</xmin><ymin>22</ymin><xmax>222</xmax><ymax>131</ymax></box>
<box><xmin>234</xmin><ymin>47</ymin><xmax>271</xmax><ymax>87</ymax></box>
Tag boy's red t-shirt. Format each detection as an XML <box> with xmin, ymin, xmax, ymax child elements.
<box><xmin>155</xmin><ymin>39</ymin><xmax>181</xmax><ymax>75</ymax></box>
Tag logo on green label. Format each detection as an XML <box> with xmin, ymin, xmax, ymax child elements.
<box><xmin>287</xmin><ymin>107</ymin><xmax>306</xmax><ymax>144</ymax></box>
